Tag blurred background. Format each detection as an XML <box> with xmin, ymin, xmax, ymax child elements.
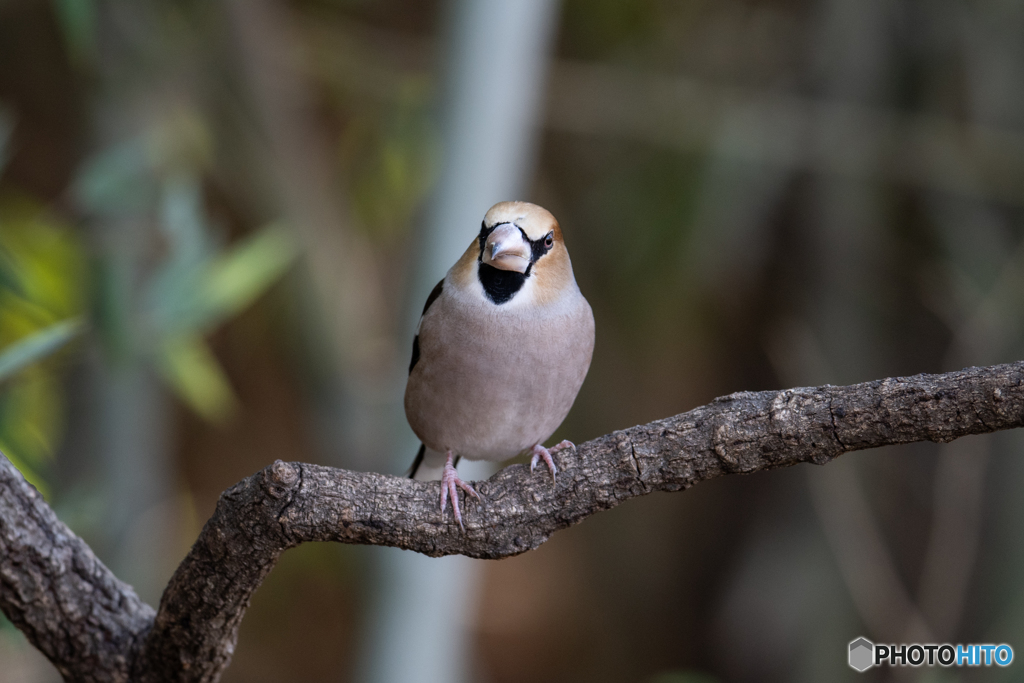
<box><xmin>1</xmin><ymin>0</ymin><xmax>1024</xmax><ymax>681</ymax></box>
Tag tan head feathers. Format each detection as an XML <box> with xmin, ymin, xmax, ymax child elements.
<box><xmin>483</xmin><ymin>201</ymin><xmax>563</xmax><ymax>243</ymax></box>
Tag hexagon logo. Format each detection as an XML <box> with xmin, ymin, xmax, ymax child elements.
<box><xmin>849</xmin><ymin>637</ymin><xmax>874</xmax><ymax>672</ymax></box>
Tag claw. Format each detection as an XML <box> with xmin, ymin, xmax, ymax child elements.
<box><xmin>440</xmin><ymin>450</ymin><xmax>479</xmax><ymax>530</ymax></box>
<box><xmin>530</xmin><ymin>441</ymin><xmax>573</xmax><ymax>484</ymax></box>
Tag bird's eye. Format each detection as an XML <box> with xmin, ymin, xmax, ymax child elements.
<box><xmin>544</xmin><ymin>233</ymin><xmax>554</xmax><ymax>249</ymax></box>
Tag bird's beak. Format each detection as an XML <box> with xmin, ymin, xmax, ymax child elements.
<box><xmin>483</xmin><ymin>224</ymin><xmax>531</xmax><ymax>273</ymax></box>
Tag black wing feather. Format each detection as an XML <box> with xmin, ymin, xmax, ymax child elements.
<box><xmin>407</xmin><ymin>444</ymin><xmax>460</xmax><ymax>478</ymax></box>
<box><xmin>409</xmin><ymin>278</ymin><xmax>444</xmax><ymax>374</ymax></box>
<box><xmin>421</xmin><ymin>278</ymin><xmax>444</xmax><ymax>315</ymax></box>
<box><xmin>407</xmin><ymin>443</ymin><xmax>426</xmax><ymax>478</ymax></box>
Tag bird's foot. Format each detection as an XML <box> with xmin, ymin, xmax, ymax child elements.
<box><xmin>440</xmin><ymin>450</ymin><xmax>479</xmax><ymax>530</ymax></box>
<box><xmin>530</xmin><ymin>440</ymin><xmax>574</xmax><ymax>484</ymax></box>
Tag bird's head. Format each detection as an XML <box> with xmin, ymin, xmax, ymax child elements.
<box><xmin>479</xmin><ymin>201</ymin><xmax>577</xmax><ymax>301</ymax></box>
<box><xmin>478</xmin><ymin>201</ymin><xmax>563</xmax><ymax>274</ymax></box>
<box><xmin>454</xmin><ymin>201</ymin><xmax>574</xmax><ymax>307</ymax></box>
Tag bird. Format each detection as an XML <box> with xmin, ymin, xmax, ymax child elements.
<box><xmin>405</xmin><ymin>200</ymin><xmax>595</xmax><ymax>528</ymax></box>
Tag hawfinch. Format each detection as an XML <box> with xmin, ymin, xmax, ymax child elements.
<box><xmin>405</xmin><ymin>201</ymin><xmax>595</xmax><ymax>528</ymax></box>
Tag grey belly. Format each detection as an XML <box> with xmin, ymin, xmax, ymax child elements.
<box><xmin>405</xmin><ymin>305</ymin><xmax>592</xmax><ymax>461</ymax></box>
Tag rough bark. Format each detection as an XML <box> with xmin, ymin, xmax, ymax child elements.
<box><xmin>2</xmin><ymin>362</ymin><xmax>1023</xmax><ymax>682</ymax></box>
<box><xmin>0</xmin><ymin>453</ymin><xmax>154</xmax><ymax>682</ymax></box>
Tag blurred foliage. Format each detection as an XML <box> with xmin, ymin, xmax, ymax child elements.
<box><xmin>157</xmin><ymin>333</ymin><xmax>238</xmax><ymax>423</ymax></box>
<box><xmin>153</xmin><ymin>220</ymin><xmax>296</xmax><ymax>421</ymax></box>
<box><xmin>51</xmin><ymin>0</ymin><xmax>98</xmax><ymax>68</ymax></box>
<box><xmin>0</xmin><ymin>97</ymin><xmax>296</xmax><ymax>495</ymax></box>
<box><xmin>342</xmin><ymin>82</ymin><xmax>439</xmax><ymax>241</ymax></box>
<box><xmin>302</xmin><ymin>10</ymin><xmax>441</xmax><ymax>242</ymax></box>
<box><xmin>75</xmin><ymin>110</ymin><xmax>213</xmax><ymax>217</ymax></box>
<box><xmin>74</xmin><ymin>109</ymin><xmax>297</xmax><ymax>422</ymax></box>
<box><xmin>0</xmin><ymin>111</ymin><xmax>85</xmax><ymax>496</ymax></box>
<box><xmin>0</xmin><ymin>318</ymin><xmax>83</xmax><ymax>383</ymax></box>
<box><xmin>0</xmin><ymin>194</ymin><xmax>87</xmax><ymax>494</ymax></box>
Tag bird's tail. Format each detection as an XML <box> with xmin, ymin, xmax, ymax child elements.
<box><xmin>407</xmin><ymin>444</ymin><xmax>454</xmax><ymax>481</ymax></box>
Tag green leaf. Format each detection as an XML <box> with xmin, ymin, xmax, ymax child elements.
<box><xmin>0</xmin><ymin>370</ymin><xmax>61</xmax><ymax>466</ymax></box>
<box><xmin>145</xmin><ymin>174</ymin><xmax>215</xmax><ymax>337</ymax></box>
<box><xmin>74</xmin><ymin>140</ymin><xmax>154</xmax><ymax>215</ymax></box>
<box><xmin>158</xmin><ymin>174</ymin><xmax>210</xmax><ymax>266</ymax></box>
<box><xmin>193</xmin><ymin>224</ymin><xmax>297</xmax><ymax>330</ymax></box>
<box><xmin>156</xmin><ymin>335</ymin><xmax>237</xmax><ymax>423</ymax></box>
<box><xmin>0</xmin><ymin>317</ymin><xmax>83</xmax><ymax>384</ymax></box>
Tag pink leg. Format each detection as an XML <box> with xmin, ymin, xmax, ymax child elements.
<box><xmin>440</xmin><ymin>450</ymin><xmax>480</xmax><ymax>530</ymax></box>
<box><xmin>530</xmin><ymin>440</ymin><xmax>574</xmax><ymax>484</ymax></box>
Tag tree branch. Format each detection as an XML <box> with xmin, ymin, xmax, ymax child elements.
<box><xmin>2</xmin><ymin>362</ymin><xmax>1023</xmax><ymax>682</ymax></box>
<box><xmin>0</xmin><ymin>450</ymin><xmax>154</xmax><ymax>682</ymax></box>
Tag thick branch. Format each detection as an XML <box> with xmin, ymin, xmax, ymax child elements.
<box><xmin>0</xmin><ymin>454</ymin><xmax>154</xmax><ymax>682</ymax></box>
<box><xmin>2</xmin><ymin>362</ymin><xmax>1023</xmax><ymax>682</ymax></box>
